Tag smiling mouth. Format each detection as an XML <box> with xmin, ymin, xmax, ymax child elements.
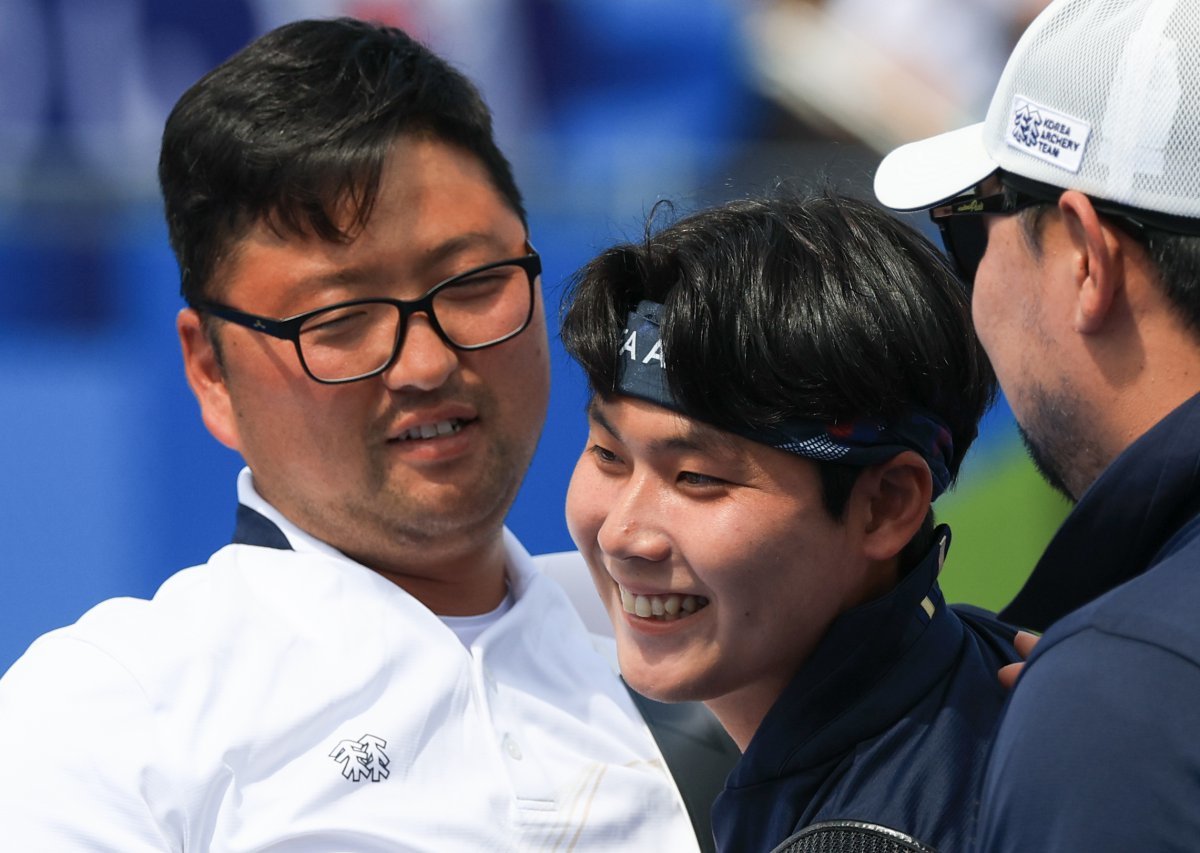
<box><xmin>618</xmin><ymin>584</ymin><xmax>709</xmax><ymax>622</ymax></box>
<box><xmin>392</xmin><ymin>418</ymin><xmax>468</xmax><ymax>442</ymax></box>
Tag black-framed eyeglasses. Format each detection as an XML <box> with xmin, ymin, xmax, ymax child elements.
<box><xmin>193</xmin><ymin>245</ymin><xmax>541</xmax><ymax>384</ymax></box>
<box><xmin>929</xmin><ymin>171</ymin><xmax>1179</xmax><ymax>287</ymax></box>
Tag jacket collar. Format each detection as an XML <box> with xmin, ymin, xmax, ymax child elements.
<box><xmin>1002</xmin><ymin>391</ymin><xmax>1200</xmax><ymax>631</ymax></box>
<box><xmin>729</xmin><ymin>527</ymin><xmax>959</xmax><ymax>783</ymax></box>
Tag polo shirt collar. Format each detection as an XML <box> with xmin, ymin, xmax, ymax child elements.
<box><xmin>231</xmin><ymin>467</ymin><xmax>350</xmax><ymax>559</ymax></box>
<box><xmin>228</xmin><ymin>466</ymin><xmax>541</xmax><ymax>602</ymax></box>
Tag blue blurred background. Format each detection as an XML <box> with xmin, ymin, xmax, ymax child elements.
<box><xmin>0</xmin><ymin>0</ymin><xmax>1066</xmax><ymax>672</ymax></box>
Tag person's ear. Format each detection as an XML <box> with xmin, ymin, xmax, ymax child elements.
<box><xmin>853</xmin><ymin>451</ymin><xmax>934</xmax><ymax>563</ymax></box>
<box><xmin>178</xmin><ymin>308</ymin><xmax>242</xmax><ymax>452</ymax></box>
<box><xmin>1059</xmin><ymin>190</ymin><xmax>1125</xmax><ymax>334</ymax></box>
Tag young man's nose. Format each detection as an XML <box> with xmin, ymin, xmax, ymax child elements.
<box><xmin>596</xmin><ymin>479</ymin><xmax>672</xmax><ymax>564</ymax></box>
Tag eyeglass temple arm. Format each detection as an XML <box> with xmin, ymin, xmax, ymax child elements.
<box><xmin>193</xmin><ymin>301</ymin><xmax>297</xmax><ymax>341</ymax></box>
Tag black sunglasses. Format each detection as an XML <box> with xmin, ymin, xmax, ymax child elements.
<box><xmin>928</xmin><ymin>171</ymin><xmax>1197</xmax><ymax>286</ymax></box>
<box><xmin>929</xmin><ymin>174</ymin><xmax>1053</xmax><ymax>285</ymax></box>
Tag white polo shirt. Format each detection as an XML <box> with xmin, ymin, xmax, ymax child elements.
<box><xmin>0</xmin><ymin>472</ymin><xmax>699</xmax><ymax>851</ymax></box>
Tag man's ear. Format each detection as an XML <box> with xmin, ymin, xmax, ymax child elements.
<box><xmin>1059</xmin><ymin>190</ymin><xmax>1125</xmax><ymax>334</ymax></box>
<box><xmin>178</xmin><ymin>308</ymin><xmax>242</xmax><ymax>452</ymax></box>
<box><xmin>853</xmin><ymin>451</ymin><xmax>934</xmax><ymax>563</ymax></box>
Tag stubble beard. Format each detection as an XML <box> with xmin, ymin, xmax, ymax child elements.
<box><xmin>1015</xmin><ymin>379</ymin><xmax>1107</xmax><ymax>502</ymax></box>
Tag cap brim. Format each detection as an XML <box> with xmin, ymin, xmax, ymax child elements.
<box><xmin>874</xmin><ymin>122</ymin><xmax>997</xmax><ymax>211</ymax></box>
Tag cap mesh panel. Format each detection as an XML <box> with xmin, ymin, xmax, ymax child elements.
<box><xmin>983</xmin><ymin>0</ymin><xmax>1200</xmax><ymax>217</ymax></box>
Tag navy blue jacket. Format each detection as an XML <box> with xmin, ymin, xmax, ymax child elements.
<box><xmin>976</xmin><ymin>392</ymin><xmax>1200</xmax><ymax>852</ymax></box>
<box><xmin>713</xmin><ymin>527</ymin><xmax>1019</xmax><ymax>852</ymax></box>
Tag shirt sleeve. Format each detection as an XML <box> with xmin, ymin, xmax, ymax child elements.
<box><xmin>975</xmin><ymin>627</ymin><xmax>1200</xmax><ymax>852</ymax></box>
<box><xmin>0</xmin><ymin>635</ymin><xmax>178</xmax><ymax>851</ymax></box>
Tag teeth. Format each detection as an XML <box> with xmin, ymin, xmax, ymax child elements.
<box><xmin>618</xmin><ymin>584</ymin><xmax>708</xmax><ymax>622</ymax></box>
<box><xmin>398</xmin><ymin>419</ymin><xmax>463</xmax><ymax>441</ymax></box>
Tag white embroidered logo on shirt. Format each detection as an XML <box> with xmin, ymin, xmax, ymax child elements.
<box><xmin>329</xmin><ymin>734</ymin><xmax>390</xmax><ymax>782</ymax></box>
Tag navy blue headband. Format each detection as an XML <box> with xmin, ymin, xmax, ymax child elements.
<box><xmin>616</xmin><ymin>300</ymin><xmax>955</xmax><ymax>498</ymax></box>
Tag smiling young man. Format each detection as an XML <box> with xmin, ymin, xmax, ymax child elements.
<box><xmin>874</xmin><ymin>1</ymin><xmax>1200</xmax><ymax>849</ymax></box>
<box><xmin>560</xmin><ymin>191</ymin><xmax>1021</xmax><ymax>852</ymax></box>
<box><xmin>0</xmin><ymin>19</ymin><xmax>733</xmax><ymax>850</ymax></box>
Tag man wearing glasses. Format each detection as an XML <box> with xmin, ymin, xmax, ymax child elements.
<box><xmin>876</xmin><ymin>0</ymin><xmax>1200</xmax><ymax>849</ymax></box>
<box><xmin>0</xmin><ymin>18</ymin><xmax>732</xmax><ymax>850</ymax></box>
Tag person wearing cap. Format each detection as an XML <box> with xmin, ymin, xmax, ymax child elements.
<box><xmin>560</xmin><ymin>190</ymin><xmax>1021</xmax><ymax>852</ymax></box>
<box><xmin>875</xmin><ymin>0</ymin><xmax>1200</xmax><ymax>849</ymax></box>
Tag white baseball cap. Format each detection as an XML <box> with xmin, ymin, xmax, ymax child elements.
<box><xmin>875</xmin><ymin>0</ymin><xmax>1200</xmax><ymax>221</ymax></box>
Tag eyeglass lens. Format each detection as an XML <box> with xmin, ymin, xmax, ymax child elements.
<box><xmin>296</xmin><ymin>261</ymin><xmax>532</xmax><ymax>381</ymax></box>
<box><xmin>941</xmin><ymin>216</ymin><xmax>989</xmax><ymax>286</ymax></box>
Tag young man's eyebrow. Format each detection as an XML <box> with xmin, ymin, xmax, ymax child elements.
<box><xmin>587</xmin><ymin>396</ymin><xmax>738</xmax><ymax>457</ymax></box>
<box><xmin>586</xmin><ymin>398</ymin><xmax>636</xmax><ymax>446</ymax></box>
<box><xmin>671</xmin><ymin>419</ymin><xmax>741</xmax><ymax>458</ymax></box>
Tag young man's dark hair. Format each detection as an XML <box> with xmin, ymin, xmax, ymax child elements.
<box><xmin>563</xmin><ymin>194</ymin><xmax>993</xmax><ymax>456</ymax></box>
<box><xmin>560</xmin><ymin>190</ymin><xmax>1016</xmax><ymax>852</ymax></box>
<box><xmin>159</xmin><ymin>17</ymin><xmax>525</xmax><ymax>304</ymax></box>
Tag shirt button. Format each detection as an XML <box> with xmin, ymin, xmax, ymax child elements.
<box><xmin>503</xmin><ymin>734</ymin><xmax>523</xmax><ymax>760</ymax></box>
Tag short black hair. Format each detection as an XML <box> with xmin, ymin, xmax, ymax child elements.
<box><xmin>1145</xmin><ymin>231</ymin><xmax>1200</xmax><ymax>337</ymax></box>
<box><xmin>561</xmin><ymin>191</ymin><xmax>996</xmax><ymax>543</ymax></box>
<box><xmin>159</xmin><ymin>17</ymin><xmax>525</xmax><ymax>304</ymax></box>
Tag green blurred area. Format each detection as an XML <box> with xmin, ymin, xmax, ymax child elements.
<box><xmin>933</xmin><ymin>432</ymin><xmax>1072</xmax><ymax>613</ymax></box>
